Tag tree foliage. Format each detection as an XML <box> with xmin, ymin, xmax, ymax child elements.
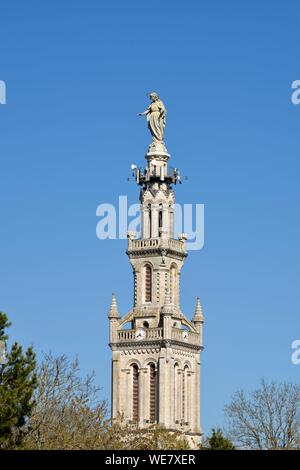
<box><xmin>202</xmin><ymin>428</ymin><xmax>235</xmax><ymax>450</ymax></box>
<box><xmin>225</xmin><ymin>379</ymin><xmax>300</xmax><ymax>449</ymax></box>
<box><xmin>0</xmin><ymin>312</ymin><xmax>37</xmax><ymax>449</ymax></box>
<box><xmin>24</xmin><ymin>352</ymin><xmax>108</xmax><ymax>450</ymax></box>
<box><xmin>24</xmin><ymin>353</ymin><xmax>191</xmax><ymax>450</ymax></box>
<box><xmin>104</xmin><ymin>419</ymin><xmax>191</xmax><ymax>450</ymax></box>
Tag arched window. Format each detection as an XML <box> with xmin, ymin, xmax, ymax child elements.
<box><xmin>158</xmin><ymin>204</ymin><xmax>163</xmax><ymax>236</ymax></box>
<box><xmin>144</xmin><ymin>264</ymin><xmax>152</xmax><ymax>302</ymax></box>
<box><xmin>149</xmin><ymin>363</ymin><xmax>157</xmax><ymax>423</ymax></box>
<box><xmin>132</xmin><ymin>364</ymin><xmax>139</xmax><ymax>422</ymax></box>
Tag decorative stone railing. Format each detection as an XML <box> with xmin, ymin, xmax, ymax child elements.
<box><xmin>129</xmin><ymin>238</ymin><xmax>160</xmax><ymax>249</ymax></box>
<box><xmin>127</xmin><ymin>237</ymin><xmax>186</xmax><ymax>254</ymax></box>
<box><xmin>117</xmin><ymin>328</ymin><xmax>163</xmax><ymax>342</ymax></box>
<box><xmin>171</xmin><ymin>328</ymin><xmax>200</xmax><ymax>346</ymax></box>
<box><xmin>168</xmin><ymin>239</ymin><xmax>185</xmax><ymax>252</ymax></box>
<box><xmin>116</xmin><ymin>327</ymin><xmax>200</xmax><ymax>346</ymax></box>
<box><xmin>117</xmin><ymin>329</ymin><xmax>136</xmax><ymax>341</ymax></box>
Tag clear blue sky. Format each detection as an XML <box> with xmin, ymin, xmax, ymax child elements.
<box><xmin>1</xmin><ymin>0</ymin><xmax>300</xmax><ymax>434</ymax></box>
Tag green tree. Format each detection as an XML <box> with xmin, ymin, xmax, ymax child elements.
<box><xmin>0</xmin><ymin>312</ymin><xmax>37</xmax><ymax>449</ymax></box>
<box><xmin>203</xmin><ymin>428</ymin><xmax>235</xmax><ymax>450</ymax></box>
<box><xmin>104</xmin><ymin>418</ymin><xmax>191</xmax><ymax>450</ymax></box>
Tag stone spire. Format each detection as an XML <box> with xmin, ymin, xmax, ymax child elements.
<box><xmin>193</xmin><ymin>297</ymin><xmax>204</xmax><ymax>323</ymax></box>
<box><xmin>108</xmin><ymin>293</ymin><xmax>120</xmax><ymax>319</ymax></box>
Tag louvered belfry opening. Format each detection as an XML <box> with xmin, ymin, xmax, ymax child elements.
<box><xmin>132</xmin><ymin>364</ymin><xmax>139</xmax><ymax>422</ymax></box>
<box><xmin>145</xmin><ymin>264</ymin><xmax>152</xmax><ymax>302</ymax></box>
<box><xmin>149</xmin><ymin>363</ymin><xmax>156</xmax><ymax>422</ymax></box>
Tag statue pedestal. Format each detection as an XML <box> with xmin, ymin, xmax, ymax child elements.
<box><xmin>145</xmin><ymin>142</ymin><xmax>170</xmax><ymax>181</ymax></box>
<box><xmin>146</xmin><ymin>141</ymin><xmax>170</xmax><ymax>160</ymax></box>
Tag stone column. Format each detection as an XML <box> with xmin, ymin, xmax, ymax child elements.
<box><xmin>154</xmin><ymin>270</ymin><xmax>160</xmax><ymax>305</ymax></box>
<box><xmin>169</xmin><ymin>207</ymin><xmax>174</xmax><ymax>238</ymax></box>
<box><xmin>187</xmin><ymin>370</ymin><xmax>193</xmax><ymax>427</ymax></box>
<box><xmin>155</xmin><ymin>363</ymin><xmax>159</xmax><ymax>423</ymax></box>
<box><xmin>192</xmin><ymin>357</ymin><xmax>201</xmax><ymax>434</ymax></box>
<box><xmin>158</xmin><ymin>348</ymin><xmax>167</xmax><ymax>426</ymax></box>
<box><xmin>110</xmin><ymin>319</ymin><xmax>119</xmax><ymax>343</ymax></box>
<box><xmin>163</xmin><ymin>314</ymin><xmax>172</xmax><ymax>341</ymax></box>
<box><xmin>196</xmin><ymin>357</ymin><xmax>201</xmax><ymax>433</ymax></box>
<box><xmin>144</xmin><ymin>365</ymin><xmax>149</xmax><ymax>423</ymax></box>
<box><xmin>133</xmin><ymin>269</ymin><xmax>137</xmax><ymax>307</ymax></box>
<box><xmin>169</xmin><ymin>355</ymin><xmax>175</xmax><ymax>427</ymax></box>
<box><xmin>177</xmin><ymin>271</ymin><xmax>181</xmax><ymax>308</ymax></box>
<box><xmin>123</xmin><ymin>367</ymin><xmax>131</xmax><ymax>420</ymax></box>
<box><xmin>174</xmin><ymin>364</ymin><xmax>179</xmax><ymax>425</ymax></box>
<box><xmin>165</xmin><ymin>347</ymin><xmax>172</xmax><ymax>429</ymax></box>
<box><xmin>111</xmin><ymin>351</ymin><xmax>120</xmax><ymax>420</ymax></box>
<box><xmin>183</xmin><ymin>368</ymin><xmax>188</xmax><ymax>424</ymax></box>
<box><xmin>161</xmin><ymin>205</ymin><xmax>168</xmax><ymax>239</ymax></box>
<box><xmin>159</xmin><ymin>269</ymin><xmax>168</xmax><ymax>308</ymax></box>
<box><xmin>177</xmin><ymin>369</ymin><xmax>183</xmax><ymax>426</ymax></box>
<box><xmin>139</xmin><ymin>367</ymin><xmax>147</xmax><ymax>427</ymax></box>
<box><xmin>135</xmin><ymin>269</ymin><xmax>142</xmax><ymax>306</ymax></box>
<box><xmin>141</xmin><ymin>207</ymin><xmax>145</xmax><ymax>238</ymax></box>
<box><xmin>142</xmin><ymin>207</ymin><xmax>150</xmax><ymax>239</ymax></box>
<box><xmin>151</xmin><ymin>206</ymin><xmax>159</xmax><ymax>238</ymax></box>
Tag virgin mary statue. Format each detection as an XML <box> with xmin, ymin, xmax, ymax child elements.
<box><xmin>139</xmin><ymin>92</ymin><xmax>167</xmax><ymax>143</ymax></box>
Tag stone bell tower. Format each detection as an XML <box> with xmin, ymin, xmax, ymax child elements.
<box><xmin>108</xmin><ymin>94</ymin><xmax>204</xmax><ymax>447</ymax></box>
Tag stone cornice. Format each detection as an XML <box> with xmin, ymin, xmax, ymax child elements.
<box><xmin>127</xmin><ymin>247</ymin><xmax>187</xmax><ymax>261</ymax></box>
<box><xmin>109</xmin><ymin>339</ymin><xmax>203</xmax><ymax>353</ymax></box>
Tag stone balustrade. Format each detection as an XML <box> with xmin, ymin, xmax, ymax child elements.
<box><xmin>129</xmin><ymin>238</ymin><xmax>160</xmax><ymax>249</ymax></box>
<box><xmin>116</xmin><ymin>326</ymin><xmax>200</xmax><ymax>346</ymax></box>
<box><xmin>171</xmin><ymin>328</ymin><xmax>200</xmax><ymax>346</ymax></box>
<box><xmin>117</xmin><ymin>327</ymin><xmax>163</xmax><ymax>342</ymax></box>
<box><xmin>127</xmin><ymin>237</ymin><xmax>186</xmax><ymax>254</ymax></box>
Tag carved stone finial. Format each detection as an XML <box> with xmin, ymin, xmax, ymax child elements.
<box><xmin>108</xmin><ymin>293</ymin><xmax>120</xmax><ymax>319</ymax></box>
<box><xmin>127</xmin><ymin>231</ymin><xmax>136</xmax><ymax>240</ymax></box>
<box><xmin>178</xmin><ymin>233</ymin><xmax>188</xmax><ymax>241</ymax></box>
<box><xmin>193</xmin><ymin>297</ymin><xmax>204</xmax><ymax>323</ymax></box>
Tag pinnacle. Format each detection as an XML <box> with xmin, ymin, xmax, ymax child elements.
<box><xmin>108</xmin><ymin>293</ymin><xmax>120</xmax><ymax>319</ymax></box>
<box><xmin>193</xmin><ymin>297</ymin><xmax>204</xmax><ymax>322</ymax></box>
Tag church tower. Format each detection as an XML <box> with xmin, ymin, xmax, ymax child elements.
<box><xmin>108</xmin><ymin>93</ymin><xmax>204</xmax><ymax>447</ymax></box>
